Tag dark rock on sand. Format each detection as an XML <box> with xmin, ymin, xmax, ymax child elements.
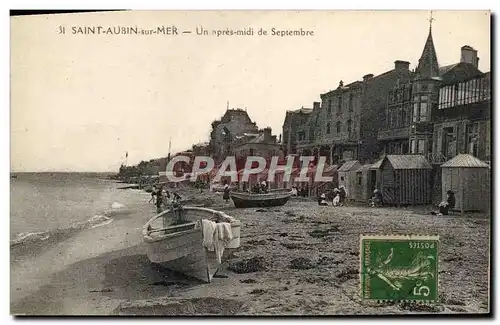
<box><xmin>336</xmin><ymin>268</ymin><xmax>359</xmax><ymax>283</ymax></box>
<box><xmin>308</xmin><ymin>226</ymin><xmax>340</xmax><ymax>238</ymax></box>
<box><xmin>281</xmin><ymin>242</ymin><xmax>301</xmax><ymax>249</ymax></box>
<box><xmin>398</xmin><ymin>301</ymin><xmax>443</xmax><ymax>313</ymax></box>
<box><xmin>246</xmin><ymin>239</ymin><xmax>267</xmax><ymax>246</ymax></box>
<box><xmin>228</xmin><ymin>256</ymin><xmax>267</xmax><ymax>274</ymax></box>
<box><xmin>289</xmin><ymin>257</ymin><xmax>315</xmax><ymax>270</ymax></box>
<box><xmin>249</xmin><ymin>289</ymin><xmax>267</xmax><ymax>295</ymax></box>
<box><xmin>239</xmin><ymin>278</ymin><xmax>257</xmax><ymax>284</ymax></box>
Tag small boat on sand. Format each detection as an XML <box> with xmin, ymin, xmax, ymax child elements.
<box><xmin>230</xmin><ymin>189</ymin><xmax>293</xmax><ymax>208</ymax></box>
<box><xmin>143</xmin><ymin>206</ymin><xmax>241</xmax><ymax>283</ymax></box>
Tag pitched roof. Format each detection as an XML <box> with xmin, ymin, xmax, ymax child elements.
<box><xmin>441</xmin><ymin>154</ymin><xmax>490</xmax><ymax>168</ymax></box>
<box><xmin>371</xmin><ymin>155</ymin><xmax>432</xmax><ymax>170</ymax></box>
<box><xmin>415</xmin><ymin>27</ymin><xmax>440</xmax><ymax>79</ymax></box>
<box><xmin>355</xmin><ymin>164</ymin><xmax>373</xmax><ymax>172</ymax></box>
<box><xmin>338</xmin><ymin>160</ymin><xmax>361</xmax><ymax>172</ymax></box>
<box><xmin>439</xmin><ymin>63</ymin><xmax>459</xmax><ymax>76</ymax></box>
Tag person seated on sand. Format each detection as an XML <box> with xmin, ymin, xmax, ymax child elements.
<box><xmin>291</xmin><ymin>186</ymin><xmax>298</xmax><ymax>196</ymax></box>
<box><xmin>317</xmin><ymin>193</ymin><xmax>328</xmax><ymax>206</ymax></box>
<box><xmin>369</xmin><ymin>189</ymin><xmax>383</xmax><ymax>207</ymax></box>
<box><xmin>431</xmin><ymin>190</ymin><xmax>455</xmax><ymax>216</ymax></box>
<box><xmin>332</xmin><ymin>192</ymin><xmax>341</xmax><ymax>206</ymax></box>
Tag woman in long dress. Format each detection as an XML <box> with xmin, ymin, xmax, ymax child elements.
<box><xmin>222</xmin><ymin>184</ymin><xmax>231</xmax><ymax>204</ymax></box>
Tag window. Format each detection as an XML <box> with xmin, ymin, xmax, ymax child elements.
<box><xmin>340</xmin><ymin>176</ymin><xmax>345</xmax><ymax>181</ymax></box>
<box><xmin>442</xmin><ymin>127</ymin><xmax>455</xmax><ymax>159</ymax></box>
<box><xmin>336</xmin><ymin>121</ymin><xmax>341</xmax><ymax>134</ymax></box>
<box><xmin>420</xmin><ymin>102</ymin><xmax>428</xmax><ymax>121</ymax></box>
<box><xmin>438</xmin><ymin>76</ymin><xmax>490</xmax><ymax>109</ymax></box>
<box><xmin>298</xmin><ymin>131</ymin><xmax>306</xmax><ymax>141</ymax></box>
<box><xmin>412</xmin><ymin>95</ymin><xmax>429</xmax><ymax>122</ymax></box>
<box><xmin>401</xmin><ymin>109</ymin><xmax>407</xmax><ymax>127</ymax></box>
<box><xmin>412</xmin><ymin>102</ymin><xmax>419</xmax><ymax>122</ymax></box>
<box><xmin>410</xmin><ymin>139</ymin><xmax>416</xmax><ymax>154</ymax></box>
<box><xmin>338</xmin><ymin>95</ymin><xmax>343</xmax><ymax>114</ymax></box>
<box><xmin>417</xmin><ymin>139</ymin><xmax>425</xmax><ymax>155</ymax></box>
<box><xmin>466</xmin><ymin>123</ymin><xmax>479</xmax><ymax>157</ymax></box>
<box><xmin>357</xmin><ymin>172</ymin><xmax>362</xmax><ymax>185</ymax></box>
<box><xmin>402</xmin><ymin>141</ymin><xmax>409</xmax><ymax>154</ymax></box>
<box><xmin>328</xmin><ymin>99</ymin><xmax>332</xmax><ymax>113</ymax></box>
<box><xmin>326</xmin><ymin>122</ymin><xmax>331</xmax><ymax>134</ymax></box>
<box><xmin>347</xmin><ymin>120</ymin><xmax>352</xmax><ymax>134</ymax></box>
<box><xmin>349</xmin><ymin>93</ymin><xmax>354</xmax><ymax>112</ymax></box>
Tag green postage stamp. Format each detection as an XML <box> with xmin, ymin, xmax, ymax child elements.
<box><xmin>360</xmin><ymin>235</ymin><xmax>439</xmax><ymax>302</ymax></box>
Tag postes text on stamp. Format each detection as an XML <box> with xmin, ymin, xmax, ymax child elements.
<box><xmin>360</xmin><ymin>235</ymin><xmax>439</xmax><ymax>302</ymax></box>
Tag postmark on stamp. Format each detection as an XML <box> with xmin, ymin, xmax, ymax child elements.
<box><xmin>360</xmin><ymin>235</ymin><xmax>439</xmax><ymax>302</ymax></box>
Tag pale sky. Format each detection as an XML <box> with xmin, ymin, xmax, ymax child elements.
<box><xmin>10</xmin><ymin>10</ymin><xmax>490</xmax><ymax>172</ymax></box>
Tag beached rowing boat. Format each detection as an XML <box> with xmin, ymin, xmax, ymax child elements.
<box><xmin>230</xmin><ymin>189</ymin><xmax>293</xmax><ymax>208</ymax></box>
<box><xmin>142</xmin><ymin>206</ymin><xmax>241</xmax><ymax>283</ymax></box>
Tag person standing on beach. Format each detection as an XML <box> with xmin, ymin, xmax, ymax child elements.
<box><xmin>155</xmin><ymin>186</ymin><xmax>164</xmax><ymax>213</ymax></box>
<box><xmin>223</xmin><ymin>184</ymin><xmax>230</xmax><ymax>204</ymax></box>
<box><xmin>339</xmin><ymin>186</ymin><xmax>347</xmax><ymax>206</ymax></box>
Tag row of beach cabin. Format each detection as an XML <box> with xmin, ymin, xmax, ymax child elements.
<box><xmin>336</xmin><ymin>154</ymin><xmax>490</xmax><ymax>212</ymax></box>
<box><xmin>268</xmin><ymin>153</ymin><xmax>489</xmax><ymax>212</ymax></box>
<box><xmin>186</xmin><ymin>153</ymin><xmax>490</xmax><ymax>213</ymax></box>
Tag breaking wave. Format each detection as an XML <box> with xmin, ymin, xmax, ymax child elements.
<box><xmin>10</xmin><ymin>213</ymin><xmax>115</xmax><ymax>247</ymax></box>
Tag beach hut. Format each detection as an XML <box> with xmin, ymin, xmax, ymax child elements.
<box><xmin>352</xmin><ymin>164</ymin><xmax>373</xmax><ymax>203</ymax></box>
<box><xmin>338</xmin><ymin>160</ymin><xmax>361</xmax><ymax>200</ymax></box>
<box><xmin>441</xmin><ymin>154</ymin><xmax>490</xmax><ymax>213</ymax></box>
<box><xmin>369</xmin><ymin>155</ymin><xmax>432</xmax><ymax>206</ymax></box>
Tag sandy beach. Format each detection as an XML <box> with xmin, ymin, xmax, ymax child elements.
<box><xmin>10</xmin><ymin>188</ymin><xmax>490</xmax><ymax>315</ymax></box>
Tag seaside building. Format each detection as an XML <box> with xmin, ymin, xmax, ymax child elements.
<box><xmin>288</xmin><ymin>62</ymin><xmax>413</xmax><ymax>165</ymax></box>
<box><xmin>282</xmin><ymin>105</ymin><xmax>315</xmax><ymax>155</ymax></box>
<box><xmin>231</xmin><ymin>127</ymin><xmax>283</xmax><ymax>169</ymax></box>
<box><xmin>209</xmin><ymin>108</ymin><xmax>259</xmax><ymax>163</ymax></box>
<box><xmin>378</xmin><ymin>24</ymin><xmax>491</xmax><ymax>163</ymax></box>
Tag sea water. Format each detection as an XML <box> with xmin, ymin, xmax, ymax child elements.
<box><xmin>10</xmin><ymin>173</ymin><xmax>147</xmax><ymax>246</ymax></box>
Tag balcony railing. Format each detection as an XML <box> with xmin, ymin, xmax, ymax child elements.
<box><xmin>427</xmin><ymin>152</ymin><xmax>448</xmax><ymax>164</ymax></box>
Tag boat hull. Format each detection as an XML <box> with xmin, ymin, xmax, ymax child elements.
<box><xmin>143</xmin><ymin>207</ymin><xmax>241</xmax><ymax>283</ymax></box>
<box><xmin>230</xmin><ymin>191</ymin><xmax>293</xmax><ymax>208</ymax></box>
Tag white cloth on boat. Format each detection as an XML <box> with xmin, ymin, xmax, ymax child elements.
<box><xmin>199</xmin><ymin>219</ymin><xmax>233</xmax><ymax>263</ymax></box>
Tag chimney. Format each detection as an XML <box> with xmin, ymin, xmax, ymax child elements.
<box><xmin>394</xmin><ymin>60</ymin><xmax>410</xmax><ymax>70</ymax></box>
<box><xmin>313</xmin><ymin>101</ymin><xmax>320</xmax><ymax>110</ymax></box>
<box><xmin>363</xmin><ymin>74</ymin><xmax>374</xmax><ymax>82</ymax></box>
<box><xmin>460</xmin><ymin>45</ymin><xmax>478</xmax><ymax>68</ymax></box>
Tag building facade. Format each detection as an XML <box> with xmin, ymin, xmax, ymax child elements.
<box><xmin>432</xmin><ymin>70</ymin><xmax>491</xmax><ymax>163</ymax></box>
<box><xmin>209</xmin><ymin>108</ymin><xmax>259</xmax><ymax>162</ymax></box>
<box><xmin>378</xmin><ymin>25</ymin><xmax>491</xmax><ymax>163</ymax></box>
<box><xmin>289</xmin><ymin>61</ymin><xmax>413</xmax><ymax>165</ymax></box>
<box><xmin>282</xmin><ymin>105</ymin><xmax>314</xmax><ymax>155</ymax></box>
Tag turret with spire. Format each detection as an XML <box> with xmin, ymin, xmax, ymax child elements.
<box><xmin>415</xmin><ymin>11</ymin><xmax>440</xmax><ymax>80</ymax></box>
<box><xmin>409</xmin><ymin>11</ymin><xmax>441</xmax><ymax>156</ymax></box>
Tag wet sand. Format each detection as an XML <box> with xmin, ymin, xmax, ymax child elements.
<box><xmin>11</xmin><ymin>189</ymin><xmax>490</xmax><ymax>315</ymax></box>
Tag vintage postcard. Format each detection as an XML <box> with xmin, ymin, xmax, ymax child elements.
<box><xmin>10</xmin><ymin>10</ymin><xmax>491</xmax><ymax>316</ymax></box>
